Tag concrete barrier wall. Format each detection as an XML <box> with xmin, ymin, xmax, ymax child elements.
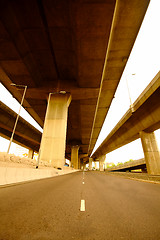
<box><xmin>0</xmin><ymin>152</ymin><xmax>48</xmax><ymax>168</ymax></box>
<box><xmin>0</xmin><ymin>166</ymin><xmax>78</xmax><ymax>186</ymax></box>
<box><xmin>0</xmin><ymin>152</ymin><xmax>78</xmax><ymax>186</ymax></box>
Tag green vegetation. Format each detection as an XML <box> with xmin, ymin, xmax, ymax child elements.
<box><xmin>106</xmin><ymin>163</ymin><xmax>116</xmax><ymax>168</ymax></box>
<box><xmin>125</xmin><ymin>159</ymin><xmax>134</xmax><ymax>163</ymax></box>
<box><xmin>106</xmin><ymin>159</ymin><xmax>134</xmax><ymax>169</ymax></box>
<box><xmin>117</xmin><ymin>162</ymin><xmax>123</xmax><ymax>166</ymax></box>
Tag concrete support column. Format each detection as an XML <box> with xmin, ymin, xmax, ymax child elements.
<box><xmin>94</xmin><ymin>161</ymin><xmax>99</xmax><ymax>170</ymax></box>
<box><xmin>99</xmin><ymin>155</ymin><xmax>106</xmax><ymax>171</ymax></box>
<box><xmin>71</xmin><ymin>146</ymin><xmax>80</xmax><ymax>169</ymax></box>
<box><xmin>80</xmin><ymin>161</ymin><xmax>82</xmax><ymax>170</ymax></box>
<box><xmin>89</xmin><ymin>158</ymin><xmax>93</xmax><ymax>170</ymax></box>
<box><xmin>82</xmin><ymin>163</ymin><xmax>86</xmax><ymax>171</ymax></box>
<box><xmin>39</xmin><ymin>93</ymin><xmax>71</xmax><ymax>169</ymax></box>
<box><xmin>80</xmin><ymin>161</ymin><xmax>84</xmax><ymax>170</ymax></box>
<box><xmin>79</xmin><ymin>158</ymin><xmax>81</xmax><ymax>169</ymax></box>
<box><xmin>28</xmin><ymin>149</ymin><xmax>34</xmax><ymax>159</ymax></box>
<box><xmin>140</xmin><ymin>131</ymin><xmax>160</xmax><ymax>175</ymax></box>
<box><xmin>68</xmin><ymin>160</ymin><xmax>71</xmax><ymax>167</ymax></box>
<box><xmin>78</xmin><ymin>157</ymin><xmax>81</xmax><ymax>169</ymax></box>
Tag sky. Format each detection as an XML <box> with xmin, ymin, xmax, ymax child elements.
<box><xmin>0</xmin><ymin>0</ymin><xmax>160</xmax><ymax>164</ymax></box>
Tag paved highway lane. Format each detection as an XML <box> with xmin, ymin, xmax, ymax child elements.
<box><xmin>0</xmin><ymin>171</ymin><xmax>160</xmax><ymax>240</ymax></box>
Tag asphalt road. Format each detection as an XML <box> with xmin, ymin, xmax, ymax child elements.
<box><xmin>0</xmin><ymin>171</ymin><xmax>160</xmax><ymax>240</ymax></box>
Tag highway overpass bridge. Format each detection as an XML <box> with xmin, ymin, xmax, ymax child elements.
<box><xmin>0</xmin><ymin>0</ymin><xmax>150</xmax><ymax>169</ymax></box>
<box><xmin>92</xmin><ymin>71</ymin><xmax>160</xmax><ymax>175</ymax></box>
<box><xmin>106</xmin><ymin>158</ymin><xmax>147</xmax><ymax>173</ymax></box>
<box><xmin>0</xmin><ymin>100</ymin><xmax>41</xmax><ymax>153</ymax></box>
<box><xmin>1</xmin><ymin>69</ymin><xmax>159</xmax><ymax>173</ymax></box>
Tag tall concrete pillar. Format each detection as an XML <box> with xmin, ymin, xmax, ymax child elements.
<box><xmin>80</xmin><ymin>160</ymin><xmax>84</xmax><ymax>170</ymax></box>
<box><xmin>80</xmin><ymin>161</ymin><xmax>82</xmax><ymax>170</ymax></box>
<box><xmin>89</xmin><ymin>158</ymin><xmax>92</xmax><ymax>170</ymax></box>
<box><xmin>39</xmin><ymin>93</ymin><xmax>71</xmax><ymax>169</ymax></box>
<box><xmin>71</xmin><ymin>145</ymin><xmax>79</xmax><ymax>169</ymax></box>
<box><xmin>82</xmin><ymin>162</ymin><xmax>86</xmax><ymax>171</ymax></box>
<box><xmin>140</xmin><ymin>131</ymin><xmax>160</xmax><ymax>175</ymax></box>
<box><xmin>94</xmin><ymin>161</ymin><xmax>99</xmax><ymax>170</ymax></box>
<box><xmin>28</xmin><ymin>149</ymin><xmax>34</xmax><ymax>159</ymax></box>
<box><xmin>68</xmin><ymin>160</ymin><xmax>71</xmax><ymax>167</ymax></box>
<box><xmin>78</xmin><ymin>157</ymin><xmax>81</xmax><ymax>169</ymax></box>
<box><xmin>99</xmin><ymin>155</ymin><xmax>106</xmax><ymax>171</ymax></box>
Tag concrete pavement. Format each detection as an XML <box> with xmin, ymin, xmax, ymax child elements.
<box><xmin>0</xmin><ymin>171</ymin><xmax>160</xmax><ymax>240</ymax></box>
<box><xmin>106</xmin><ymin>171</ymin><xmax>160</xmax><ymax>184</ymax></box>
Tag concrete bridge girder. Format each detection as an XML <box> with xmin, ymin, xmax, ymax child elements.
<box><xmin>92</xmin><ymin>72</ymin><xmax>160</xmax><ymax>175</ymax></box>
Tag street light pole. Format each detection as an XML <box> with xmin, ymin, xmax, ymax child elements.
<box><xmin>7</xmin><ymin>84</ymin><xmax>27</xmax><ymax>154</ymax></box>
<box><xmin>126</xmin><ymin>73</ymin><xmax>135</xmax><ymax>113</ymax></box>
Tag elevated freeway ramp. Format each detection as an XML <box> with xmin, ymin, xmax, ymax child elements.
<box><xmin>92</xmin><ymin>71</ymin><xmax>160</xmax><ymax>175</ymax></box>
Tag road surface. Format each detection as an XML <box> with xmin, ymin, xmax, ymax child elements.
<box><xmin>0</xmin><ymin>171</ymin><xmax>160</xmax><ymax>240</ymax></box>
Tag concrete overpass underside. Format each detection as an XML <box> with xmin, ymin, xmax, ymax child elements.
<box><xmin>92</xmin><ymin>72</ymin><xmax>160</xmax><ymax>175</ymax></box>
<box><xmin>0</xmin><ymin>0</ymin><xmax>150</xmax><ymax>167</ymax></box>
